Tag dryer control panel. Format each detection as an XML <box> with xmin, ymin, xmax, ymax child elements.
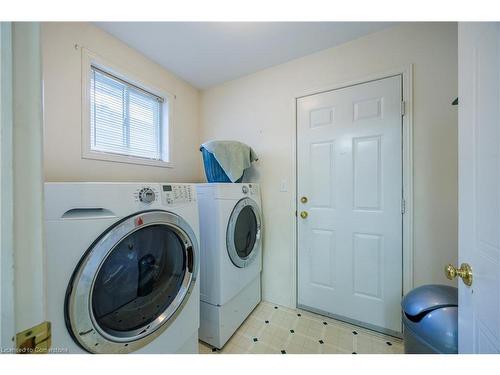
<box><xmin>248</xmin><ymin>184</ymin><xmax>259</xmax><ymax>196</ymax></box>
<box><xmin>161</xmin><ymin>184</ymin><xmax>195</xmax><ymax>205</ymax></box>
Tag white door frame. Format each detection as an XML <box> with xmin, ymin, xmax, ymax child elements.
<box><xmin>0</xmin><ymin>22</ymin><xmax>45</xmax><ymax>351</ymax></box>
<box><xmin>291</xmin><ymin>65</ymin><xmax>414</xmax><ymax>310</ymax></box>
<box><xmin>0</xmin><ymin>21</ymin><xmax>15</xmax><ymax>351</ymax></box>
<box><xmin>11</xmin><ymin>22</ymin><xmax>45</xmax><ymax>337</ymax></box>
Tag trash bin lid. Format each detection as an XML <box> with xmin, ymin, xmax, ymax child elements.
<box><xmin>402</xmin><ymin>284</ymin><xmax>458</xmax><ymax>317</ymax></box>
<box><xmin>409</xmin><ymin>306</ymin><xmax>458</xmax><ymax>353</ymax></box>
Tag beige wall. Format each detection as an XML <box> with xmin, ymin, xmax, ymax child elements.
<box><xmin>42</xmin><ymin>22</ymin><xmax>203</xmax><ymax>183</ymax></box>
<box><xmin>200</xmin><ymin>22</ymin><xmax>459</xmax><ymax>308</ymax></box>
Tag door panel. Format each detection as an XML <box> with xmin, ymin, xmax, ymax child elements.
<box><xmin>310</xmin><ymin>107</ymin><xmax>335</xmax><ymax>128</ymax></box>
<box><xmin>353</xmin><ymin>136</ymin><xmax>382</xmax><ymax>210</ymax></box>
<box><xmin>310</xmin><ymin>229</ymin><xmax>336</xmax><ymax>288</ymax></box>
<box><xmin>353</xmin><ymin>233</ymin><xmax>383</xmax><ymax>300</ymax></box>
<box><xmin>310</xmin><ymin>141</ymin><xmax>335</xmax><ymax>207</ymax></box>
<box><xmin>297</xmin><ymin>75</ymin><xmax>403</xmax><ymax>334</ymax></box>
<box><xmin>458</xmin><ymin>22</ymin><xmax>500</xmax><ymax>353</ymax></box>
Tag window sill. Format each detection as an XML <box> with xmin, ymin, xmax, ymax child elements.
<box><xmin>82</xmin><ymin>150</ymin><xmax>174</xmax><ymax>169</ymax></box>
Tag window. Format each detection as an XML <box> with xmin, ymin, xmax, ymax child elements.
<box><xmin>82</xmin><ymin>53</ymin><xmax>172</xmax><ymax>167</ymax></box>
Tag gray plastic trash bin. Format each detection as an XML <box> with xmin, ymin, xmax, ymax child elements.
<box><xmin>401</xmin><ymin>284</ymin><xmax>458</xmax><ymax>354</ymax></box>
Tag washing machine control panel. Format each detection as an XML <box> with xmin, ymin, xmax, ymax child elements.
<box><xmin>134</xmin><ymin>186</ymin><xmax>160</xmax><ymax>204</ymax></box>
<box><xmin>138</xmin><ymin>187</ymin><xmax>156</xmax><ymax>204</ymax></box>
<box><xmin>161</xmin><ymin>184</ymin><xmax>195</xmax><ymax>205</ymax></box>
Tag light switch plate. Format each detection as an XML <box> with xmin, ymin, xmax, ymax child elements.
<box><xmin>280</xmin><ymin>178</ymin><xmax>288</xmax><ymax>192</ymax></box>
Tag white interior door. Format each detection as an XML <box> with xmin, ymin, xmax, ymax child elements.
<box><xmin>458</xmin><ymin>22</ymin><xmax>500</xmax><ymax>354</ymax></box>
<box><xmin>297</xmin><ymin>75</ymin><xmax>403</xmax><ymax>335</ymax></box>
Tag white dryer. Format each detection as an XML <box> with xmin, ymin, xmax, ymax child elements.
<box><xmin>196</xmin><ymin>183</ymin><xmax>263</xmax><ymax>348</ymax></box>
<box><xmin>44</xmin><ymin>183</ymin><xmax>200</xmax><ymax>354</ymax></box>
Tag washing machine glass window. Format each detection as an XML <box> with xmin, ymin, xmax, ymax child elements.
<box><xmin>226</xmin><ymin>198</ymin><xmax>262</xmax><ymax>268</ymax></box>
<box><xmin>92</xmin><ymin>224</ymin><xmax>186</xmax><ymax>335</ymax></box>
<box><xmin>66</xmin><ymin>210</ymin><xmax>198</xmax><ymax>353</ymax></box>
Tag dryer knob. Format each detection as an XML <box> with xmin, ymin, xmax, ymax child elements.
<box><xmin>242</xmin><ymin>186</ymin><xmax>249</xmax><ymax>194</ymax></box>
<box><xmin>139</xmin><ymin>188</ymin><xmax>156</xmax><ymax>204</ymax></box>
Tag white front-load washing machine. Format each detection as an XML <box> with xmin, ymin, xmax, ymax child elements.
<box><xmin>44</xmin><ymin>182</ymin><xmax>200</xmax><ymax>354</ymax></box>
<box><xmin>196</xmin><ymin>183</ymin><xmax>262</xmax><ymax>348</ymax></box>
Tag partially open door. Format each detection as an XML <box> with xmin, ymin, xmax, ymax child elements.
<box><xmin>458</xmin><ymin>22</ymin><xmax>500</xmax><ymax>353</ymax></box>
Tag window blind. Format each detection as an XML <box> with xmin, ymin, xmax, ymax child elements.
<box><xmin>90</xmin><ymin>66</ymin><xmax>165</xmax><ymax>161</ymax></box>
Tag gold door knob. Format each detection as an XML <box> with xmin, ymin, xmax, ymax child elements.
<box><xmin>445</xmin><ymin>263</ymin><xmax>473</xmax><ymax>286</ymax></box>
<box><xmin>300</xmin><ymin>211</ymin><xmax>308</xmax><ymax>219</ymax></box>
<box><xmin>300</xmin><ymin>196</ymin><xmax>308</xmax><ymax>204</ymax></box>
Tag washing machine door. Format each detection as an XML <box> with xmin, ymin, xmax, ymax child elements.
<box><xmin>226</xmin><ymin>197</ymin><xmax>262</xmax><ymax>268</ymax></box>
<box><xmin>65</xmin><ymin>210</ymin><xmax>198</xmax><ymax>353</ymax></box>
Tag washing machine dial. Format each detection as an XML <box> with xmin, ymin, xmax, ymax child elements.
<box><xmin>242</xmin><ymin>186</ymin><xmax>249</xmax><ymax>194</ymax></box>
<box><xmin>139</xmin><ymin>187</ymin><xmax>156</xmax><ymax>204</ymax></box>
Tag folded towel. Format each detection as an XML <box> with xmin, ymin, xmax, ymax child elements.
<box><xmin>201</xmin><ymin>140</ymin><xmax>259</xmax><ymax>183</ymax></box>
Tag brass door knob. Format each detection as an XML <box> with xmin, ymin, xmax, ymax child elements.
<box><xmin>300</xmin><ymin>211</ymin><xmax>308</xmax><ymax>219</ymax></box>
<box><xmin>445</xmin><ymin>263</ymin><xmax>473</xmax><ymax>286</ymax></box>
<box><xmin>300</xmin><ymin>196</ymin><xmax>308</xmax><ymax>204</ymax></box>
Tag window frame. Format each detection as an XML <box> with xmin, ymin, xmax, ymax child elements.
<box><xmin>81</xmin><ymin>49</ymin><xmax>174</xmax><ymax>168</ymax></box>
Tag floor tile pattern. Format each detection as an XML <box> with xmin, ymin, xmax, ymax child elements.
<box><xmin>199</xmin><ymin>301</ymin><xmax>404</xmax><ymax>354</ymax></box>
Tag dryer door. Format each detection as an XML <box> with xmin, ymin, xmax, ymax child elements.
<box><xmin>226</xmin><ymin>198</ymin><xmax>262</xmax><ymax>268</ymax></box>
<box><xmin>65</xmin><ymin>210</ymin><xmax>198</xmax><ymax>353</ymax></box>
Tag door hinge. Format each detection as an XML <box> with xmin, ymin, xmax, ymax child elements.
<box><xmin>401</xmin><ymin>198</ymin><xmax>406</xmax><ymax>214</ymax></box>
<box><xmin>16</xmin><ymin>321</ymin><xmax>51</xmax><ymax>354</ymax></box>
<box><xmin>401</xmin><ymin>101</ymin><xmax>406</xmax><ymax>116</ymax></box>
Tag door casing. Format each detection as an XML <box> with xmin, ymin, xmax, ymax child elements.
<box><xmin>0</xmin><ymin>21</ymin><xmax>15</xmax><ymax>351</ymax></box>
<box><xmin>291</xmin><ymin>65</ymin><xmax>414</xmax><ymax>311</ymax></box>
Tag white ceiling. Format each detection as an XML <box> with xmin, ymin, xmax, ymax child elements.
<box><xmin>95</xmin><ymin>22</ymin><xmax>396</xmax><ymax>89</ymax></box>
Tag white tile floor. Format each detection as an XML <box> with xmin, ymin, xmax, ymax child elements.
<box><xmin>199</xmin><ymin>301</ymin><xmax>404</xmax><ymax>354</ymax></box>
